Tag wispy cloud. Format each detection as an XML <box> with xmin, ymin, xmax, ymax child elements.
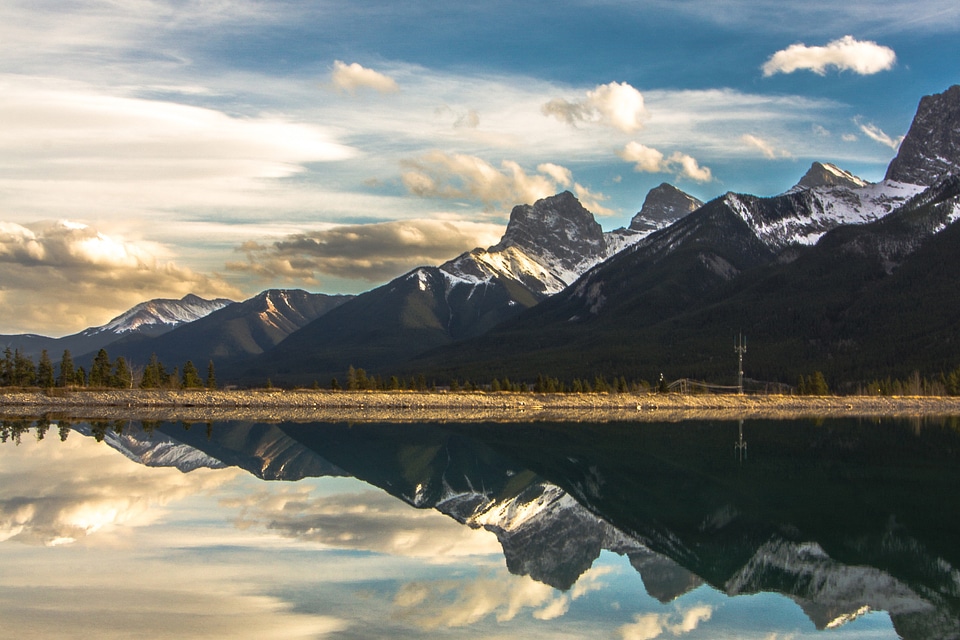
<box><xmin>741</xmin><ymin>134</ymin><xmax>791</xmax><ymax>159</ymax></box>
<box><xmin>762</xmin><ymin>36</ymin><xmax>896</xmax><ymax>76</ymax></box>
<box><xmin>855</xmin><ymin>117</ymin><xmax>905</xmax><ymax>150</ymax></box>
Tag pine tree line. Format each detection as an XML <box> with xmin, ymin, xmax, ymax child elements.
<box><xmin>0</xmin><ymin>348</ymin><xmax>217</xmax><ymax>390</ymax></box>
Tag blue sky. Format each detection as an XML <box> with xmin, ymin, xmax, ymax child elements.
<box><xmin>1</xmin><ymin>0</ymin><xmax>958</xmax><ymax>335</ymax></box>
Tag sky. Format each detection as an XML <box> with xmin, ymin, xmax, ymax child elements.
<box><xmin>2</xmin><ymin>0</ymin><xmax>959</xmax><ymax>336</ymax></box>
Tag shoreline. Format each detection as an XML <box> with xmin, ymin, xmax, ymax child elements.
<box><xmin>4</xmin><ymin>389</ymin><xmax>960</xmax><ymax>423</ymax></box>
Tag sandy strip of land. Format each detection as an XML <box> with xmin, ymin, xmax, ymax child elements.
<box><xmin>3</xmin><ymin>389</ymin><xmax>960</xmax><ymax>423</ymax></box>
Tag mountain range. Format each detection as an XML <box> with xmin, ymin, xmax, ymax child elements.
<box><xmin>4</xmin><ymin>84</ymin><xmax>960</xmax><ymax>388</ymax></box>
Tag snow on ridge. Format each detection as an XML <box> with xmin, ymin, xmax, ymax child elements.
<box><xmin>90</xmin><ymin>295</ymin><xmax>233</xmax><ymax>335</ymax></box>
<box><xmin>727</xmin><ymin>180</ymin><xmax>925</xmax><ymax>249</ymax></box>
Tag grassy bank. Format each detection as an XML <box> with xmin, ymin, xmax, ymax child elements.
<box><xmin>4</xmin><ymin>388</ymin><xmax>960</xmax><ymax>423</ymax></box>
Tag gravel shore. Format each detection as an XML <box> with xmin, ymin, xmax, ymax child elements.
<box><xmin>4</xmin><ymin>389</ymin><xmax>960</xmax><ymax>423</ymax></box>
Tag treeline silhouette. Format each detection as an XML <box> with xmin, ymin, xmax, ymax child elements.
<box><xmin>0</xmin><ymin>347</ymin><xmax>216</xmax><ymax>390</ymax></box>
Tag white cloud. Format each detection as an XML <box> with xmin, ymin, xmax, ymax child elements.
<box><xmin>0</xmin><ymin>220</ymin><xmax>240</xmax><ymax>336</ymax></box>
<box><xmin>542</xmin><ymin>81</ymin><xmax>648</xmax><ymax>132</ymax></box>
<box><xmin>856</xmin><ymin>119</ymin><xmax>904</xmax><ymax>150</ymax></box>
<box><xmin>619</xmin><ymin>143</ymin><xmax>713</xmax><ymax>183</ymax></box>
<box><xmin>618</xmin><ymin>605</ymin><xmax>714</xmax><ymax>640</ymax></box>
<box><xmin>401</xmin><ymin>152</ymin><xmax>597</xmax><ymax>210</ymax></box>
<box><xmin>762</xmin><ymin>35</ymin><xmax>896</xmax><ymax>76</ymax></box>
<box><xmin>393</xmin><ymin>565</ymin><xmax>613</xmax><ymax>630</ymax></box>
<box><xmin>619</xmin><ymin>142</ymin><xmax>666</xmax><ymax>173</ymax></box>
<box><xmin>669</xmin><ymin>153</ymin><xmax>714</xmax><ymax>182</ymax></box>
<box><xmin>537</xmin><ymin>163</ymin><xmax>573</xmax><ymax>187</ymax></box>
<box><xmin>331</xmin><ymin>60</ymin><xmax>400</xmax><ymax>94</ymax></box>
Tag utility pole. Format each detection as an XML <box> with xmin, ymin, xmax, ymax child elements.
<box><xmin>735</xmin><ymin>333</ymin><xmax>746</xmax><ymax>395</ymax></box>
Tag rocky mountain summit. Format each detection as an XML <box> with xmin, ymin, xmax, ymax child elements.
<box><xmin>794</xmin><ymin>162</ymin><xmax>869</xmax><ymax>191</ymax></box>
<box><xmin>886</xmin><ymin>84</ymin><xmax>960</xmax><ymax>186</ymax></box>
<box><xmin>629</xmin><ymin>182</ymin><xmax>704</xmax><ymax>232</ymax></box>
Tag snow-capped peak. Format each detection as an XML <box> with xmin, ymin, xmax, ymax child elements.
<box><xmin>85</xmin><ymin>294</ymin><xmax>234</xmax><ymax>336</ymax></box>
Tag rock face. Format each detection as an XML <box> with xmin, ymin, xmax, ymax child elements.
<box><xmin>483</xmin><ymin>191</ymin><xmax>608</xmax><ymax>289</ymax></box>
<box><xmin>629</xmin><ymin>183</ymin><xmax>703</xmax><ymax>232</ymax></box>
<box><xmin>795</xmin><ymin>162</ymin><xmax>869</xmax><ymax>191</ymax></box>
<box><xmin>885</xmin><ymin>84</ymin><xmax>960</xmax><ymax>186</ymax></box>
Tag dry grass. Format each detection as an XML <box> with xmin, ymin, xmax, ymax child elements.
<box><xmin>4</xmin><ymin>389</ymin><xmax>960</xmax><ymax>423</ymax></box>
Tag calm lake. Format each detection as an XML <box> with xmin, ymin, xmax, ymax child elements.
<box><xmin>1</xmin><ymin>416</ymin><xmax>958</xmax><ymax>639</ymax></box>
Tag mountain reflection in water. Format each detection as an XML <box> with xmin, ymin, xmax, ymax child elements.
<box><xmin>1</xmin><ymin>416</ymin><xmax>958</xmax><ymax>639</ymax></box>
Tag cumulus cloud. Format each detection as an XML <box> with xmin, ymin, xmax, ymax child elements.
<box><xmin>394</xmin><ymin>565</ymin><xmax>613</xmax><ymax>630</ymax></box>
<box><xmin>762</xmin><ymin>35</ymin><xmax>896</xmax><ymax>76</ymax></box>
<box><xmin>741</xmin><ymin>134</ymin><xmax>791</xmax><ymax>159</ymax></box>
<box><xmin>227</xmin><ymin>218</ymin><xmax>504</xmax><ymax>283</ymax></box>
<box><xmin>618</xmin><ymin>605</ymin><xmax>714</xmax><ymax>640</ymax></box>
<box><xmin>331</xmin><ymin>60</ymin><xmax>400</xmax><ymax>94</ymax></box>
<box><xmin>401</xmin><ymin>152</ymin><xmax>605</xmax><ymax>211</ymax></box>
<box><xmin>0</xmin><ymin>220</ymin><xmax>240</xmax><ymax>336</ymax></box>
<box><xmin>543</xmin><ymin>81</ymin><xmax>648</xmax><ymax>132</ymax></box>
<box><xmin>619</xmin><ymin>142</ymin><xmax>713</xmax><ymax>183</ymax></box>
<box><xmin>856</xmin><ymin>118</ymin><xmax>904</xmax><ymax>150</ymax></box>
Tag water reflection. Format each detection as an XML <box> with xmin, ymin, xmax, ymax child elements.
<box><xmin>2</xmin><ymin>415</ymin><xmax>959</xmax><ymax>638</ymax></box>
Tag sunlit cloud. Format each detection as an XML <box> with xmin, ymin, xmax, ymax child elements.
<box><xmin>393</xmin><ymin>565</ymin><xmax>614</xmax><ymax>630</ymax></box>
<box><xmin>0</xmin><ymin>220</ymin><xmax>241</xmax><ymax>336</ymax></box>
<box><xmin>618</xmin><ymin>604</ymin><xmax>714</xmax><ymax>640</ymax></box>
<box><xmin>401</xmin><ymin>152</ymin><xmax>598</xmax><ymax>211</ymax></box>
<box><xmin>618</xmin><ymin>143</ymin><xmax>714</xmax><ymax>183</ymax></box>
<box><xmin>855</xmin><ymin>118</ymin><xmax>905</xmax><ymax>150</ymax></box>
<box><xmin>227</xmin><ymin>218</ymin><xmax>504</xmax><ymax>283</ymax></box>
<box><xmin>762</xmin><ymin>36</ymin><xmax>896</xmax><ymax>76</ymax></box>
<box><xmin>543</xmin><ymin>81</ymin><xmax>648</xmax><ymax>132</ymax></box>
<box><xmin>0</xmin><ymin>431</ymin><xmax>238</xmax><ymax>546</ymax></box>
<box><xmin>223</xmin><ymin>485</ymin><xmax>501</xmax><ymax>558</ymax></box>
<box><xmin>330</xmin><ymin>60</ymin><xmax>399</xmax><ymax>94</ymax></box>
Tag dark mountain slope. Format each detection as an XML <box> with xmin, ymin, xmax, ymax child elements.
<box><xmin>101</xmin><ymin>289</ymin><xmax>350</xmax><ymax>369</ymax></box>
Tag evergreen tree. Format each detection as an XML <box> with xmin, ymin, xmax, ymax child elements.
<box><xmin>140</xmin><ymin>354</ymin><xmax>165</xmax><ymax>389</ymax></box>
<box><xmin>111</xmin><ymin>357</ymin><xmax>133</xmax><ymax>388</ymax></box>
<box><xmin>809</xmin><ymin>371</ymin><xmax>829</xmax><ymax>395</ymax></box>
<box><xmin>330</xmin><ymin>377</ymin><xmax>341</xmax><ymax>391</ymax></box>
<box><xmin>182</xmin><ymin>361</ymin><xmax>203</xmax><ymax>388</ymax></box>
<box><xmin>206</xmin><ymin>361</ymin><xmax>217</xmax><ymax>389</ymax></box>
<box><xmin>37</xmin><ymin>350</ymin><xmax>55</xmax><ymax>388</ymax></box>
<box><xmin>13</xmin><ymin>350</ymin><xmax>35</xmax><ymax>387</ymax></box>
<box><xmin>0</xmin><ymin>347</ymin><xmax>12</xmax><ymax>386</ymax></box>
<box><xmin>90</xmin><ymin>349</ymin><xmax>111</xmax><ymax>387</ymax></box>
<box><xmin>58</xmin><ymin>350</ymin><xmax>75</xmax><ymax>387</ymax></box>
<box><xmin>75</xmin><ymin>366</ymin><xmax>87</xmax><ymax>387</ymax></box>
<box><xmin>346</xmin><ymin>365</ymin><xmax>358</xmax><ymax>390</ymax></box>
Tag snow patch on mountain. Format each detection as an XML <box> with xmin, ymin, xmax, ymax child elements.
<box><xmin>85</xmin><ymin>294</ymin><xmax>233</xmax><ymax>336</ymax></box>
<box><xmin>726</xmin><ymin>180</ymin><xmax>924</xmax><ymax>250</ymax></box>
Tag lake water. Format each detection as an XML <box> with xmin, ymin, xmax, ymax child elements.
<box><xmin>1</xmin><ymin>416</ymin><xmax>958</xmax><ymax>639</ymax></box>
